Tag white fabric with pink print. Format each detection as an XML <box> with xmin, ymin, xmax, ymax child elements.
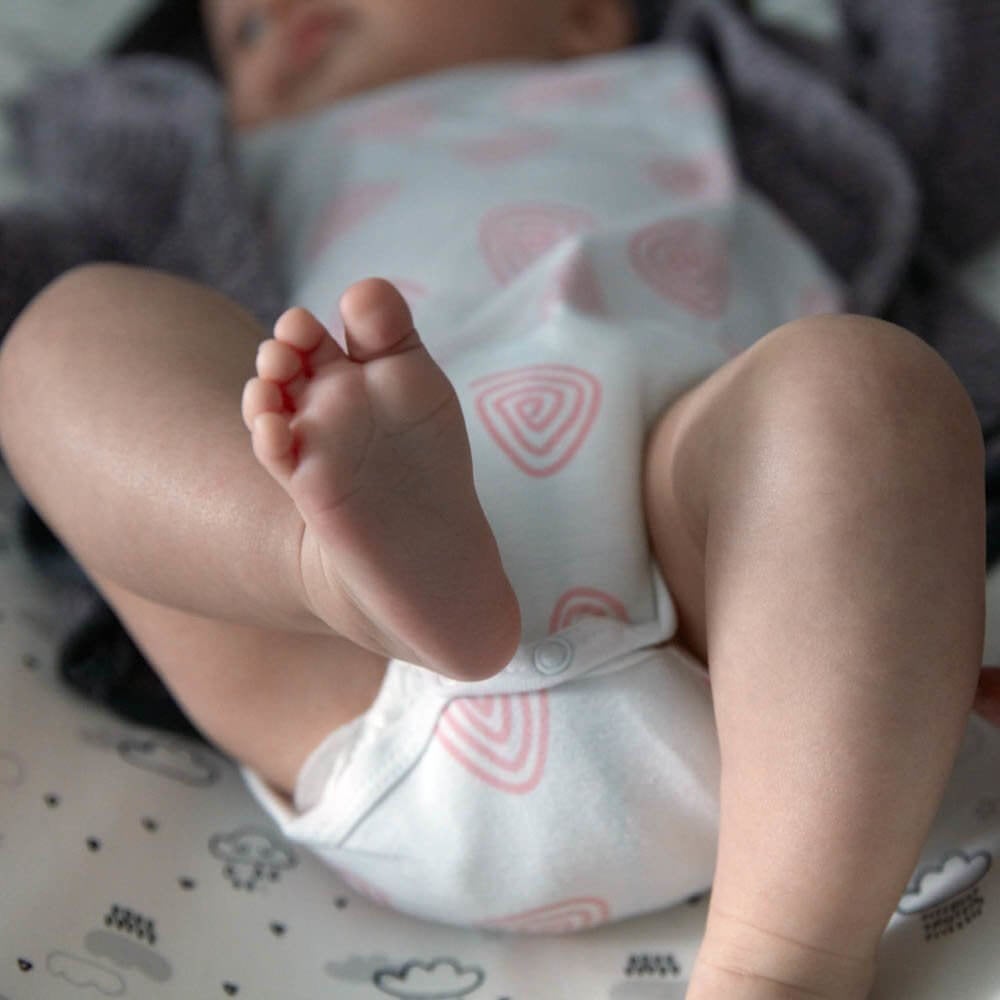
<box><xmin>239</xmin><ymin>41</ymin><xmax>842</xmax><ymax>929</ymax></box>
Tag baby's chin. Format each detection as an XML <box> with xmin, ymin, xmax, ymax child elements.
<box><xmin>229</xmin><ymin>67</ymin><xmax>385</xmax><ymax>129</ymax></box>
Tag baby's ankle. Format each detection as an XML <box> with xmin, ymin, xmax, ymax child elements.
<box><xmin>686</xmin><ymin>963</ymin><xmax>869</xmax><ymax>1000</ymax></box>
<box><xmin>686</xmin><ymin>910</ymin><xmax>877</xmax><ymax>1000</ymax></box>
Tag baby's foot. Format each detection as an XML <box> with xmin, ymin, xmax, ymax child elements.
<box><xmin>241</xmin><ymin>277</ymin><xmax>520</xmax><ymax>680</ymax></box>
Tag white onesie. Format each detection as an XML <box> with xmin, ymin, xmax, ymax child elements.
<box><xmin>238</xmin><ymin>42</ymin><xmax>841</xmax><ymax>932</ymax></box>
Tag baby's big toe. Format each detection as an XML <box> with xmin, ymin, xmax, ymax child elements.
<box><xmin>339</xmin><ymin>278</ymin><xmax>418</xmax><ymax>362</ymax></box>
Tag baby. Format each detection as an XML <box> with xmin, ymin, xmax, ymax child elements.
<box><xmin>0</xmin><ymin>1</ymin><xmax>988</xmax><ymax>997</ymax></box>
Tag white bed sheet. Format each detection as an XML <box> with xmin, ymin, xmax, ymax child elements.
<box><xmin>1</xmin><ymin>460</ymin><xmax>999</xmax><ymax>1000</ymax></box>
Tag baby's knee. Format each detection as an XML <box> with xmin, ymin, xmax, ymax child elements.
<box><xmin>2</xmin><ymin>263</ymin><xmax>127</xmax><ymax>369</ymax></box>
<box><xmin>0</xmin><ymin>265</ymin><xmax>126</xmax><ymax>461</ymax></box>
<box><xmin>747</xmin><ymin>314</ymin><xmax>983</xmax><ymax>479</ymax></box>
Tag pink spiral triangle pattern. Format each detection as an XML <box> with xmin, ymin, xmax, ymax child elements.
<box><xmin>436</xmin><ymin>691</ymin><xmax>550</xmax><ymax>794</ymax></box>
<box><xmin>479</xmin><ymin>203</ymin><xmax>596</xmax><ymax>286</ymax></box>
<box><xmin>471</xmin><ymin>364</ymin><xmax>601</xmax><ymax>477</ymax></box>
<box><xmin>549</xmin><ymin>587</ymin><xmax>628</xmax><ymax>633</ymax></box>
<box><xmin>482</xmin><ymin>896</ymin><xmax>612</xmax><ymax>933</ymax></box>
<box><xmin>629</xmin><ymin>217</ymin><xmax>729</xmax><ymax>319</ymax></box>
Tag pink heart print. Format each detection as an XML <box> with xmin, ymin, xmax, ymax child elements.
<box><xmin>472</xmin><ymin>364</ymin><xmax>602</xmax><ymax>478</ymax></box>
<box><xmin>436</xmin><ymin>691</ymin><xmax>550</xmax><ymax>794</ymax></box>
<box><xmin>337</xmin><ymin>94</ymin><xmax>435</xmax><ymax>139</ymax></box>
<box><xmin>479</xmin><ymin>203</ymin><xmax>596</xmax><ymax>286</ymax></box>
<box><xmin>671</xmin><ymin>80</ymin><xmax>717</xmax><ymax>110</ymax></box>
<box><xmin>549</xmin><ymin>587</ymin><xmax>628</xmax><ymax>633</ymax></box>
<box><xmin>629</xmin><ymin>217</ymin><xmax>730</xmax><ymax>319</ymax></box>
<box><xmin>482</xmin><ymin>896</ymin><xmax>612</xmax><ymax>933</ymax></box>
<box><xmin>540</xmin><ymin>248</ymin><xmax>607</xmax><ymax>320</ymax></box>
<box><xmin>646</xmin><ymin>151</ymin><xmax>734</xmax><ymax>203</ymax></box>
<box><xmin>508</xmin><ymin>69</ymin><xmax>614</xmax><ymax>110</ymax></box>
<box><xmin>456</xmin><ymin>127</ymin><xmax>556</xmax><ymax>166</ymax></box>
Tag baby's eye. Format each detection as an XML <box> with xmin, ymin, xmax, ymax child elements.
<box><xmin>233</xmin><ymin>10</ymin><xmax>269</xmax><ymax>48</ymax></box>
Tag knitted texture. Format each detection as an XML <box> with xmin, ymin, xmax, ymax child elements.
<box><xmin>0</xmin><ymin>205</ymin><xmax>119</xmax><ymax>336</ymax></box>
<box><xmin>666</xmin><ymin>0</ymin><xmax>919</xmax><ymax>313</ymax></box>
<box><xmin>3</xmin><ymin>56</ymin><xmax>284</xmax><ymax>332</ymax></box>
<box><xmin>839</xmin><ymin>0</ymin><xmax>1000</xmax><ymax>260</ymax></box>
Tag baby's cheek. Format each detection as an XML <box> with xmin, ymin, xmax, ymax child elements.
<box><xmin>230</xmin><ymin>70</ymin><xmax>283</xmax><ymax>128</ymax></box>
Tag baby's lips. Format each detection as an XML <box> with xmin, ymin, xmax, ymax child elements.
<box><xmin>285</xmin><ymin>6</ymin><xmax>350</xmax><ymax>73</ymax></box>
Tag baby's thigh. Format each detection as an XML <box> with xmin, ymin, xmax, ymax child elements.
<box><xmin>642</xmin><ymin>317</ymin><xmax>838</xmax><ymax>665</ymax></box>
<box><xmin>643</xmin><ymin>315</ymin><xmax>837</xmax><ymax>664</ymax></box>
<box><xmin>642</xmin><ymin>312</ymin><xmax>971</xmax><ymax>666</ymax></box>
<box><xmin>95</xmin><ymin>574</ymin><xmax>387</xmax><ymax>799</ymax></box>
<box><xmin>642</xmin><ymin>365</ymin><xmax>735</xmax><ymax>666</ymax></box>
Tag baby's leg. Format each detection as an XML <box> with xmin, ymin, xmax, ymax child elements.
<box><xmin>0</xmin><ymin>266</ymin><xmax>517</xmax><ymax>789</ymax></box>
<box><xmin>643</xmin><ymin>315</ymin><xmax>985</xmax><ymax>999</ymax></box>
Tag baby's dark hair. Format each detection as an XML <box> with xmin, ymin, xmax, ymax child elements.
<box><xmin>631</xmin><ymin>0</ymin><xmax>669</xmax><ymax>43</ymax></box>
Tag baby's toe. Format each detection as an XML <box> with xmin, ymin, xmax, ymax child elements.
<box><xmin>339</xmin><ymin>278</ymin><xmax>418</xmax><ymax>362</ymax></box>
<box><xmin>241</xmin><ymin>377</ymin><xmax>285</xmax><ymax>430</ymax></box>
<box><xmin>256</xmin><ymin>338</ymin><xmax>306</xmax><ymax>384</ymax></box>
<box><xmin>251</xmin><ymin>411</ymin><xmax>297</xmax><ymax>478</ymax></box>
<box><xmin>274</xmin><ymin>306</ymin><xmax>330</xmax><ymax>352</ymax></box>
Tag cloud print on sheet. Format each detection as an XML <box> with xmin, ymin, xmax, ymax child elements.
<box><xmin>118</xmin><ymin>736</ymin><xmax>220</xmax><ymax>785</ymax></box>
<box><xmin>374</xmin><ymin>957</ymin><xmax>485</xmax><ymax>998</ymax></box>
<box><xmin>210</xmin><ymin>826</ymin><xmax>298</xmax><ymax>890</ymax></box>
<box><xmin>897</xmin><ymin>850</ymin><xmax>992</xmax><ymax>914</ymax></box>
<box><xmin>47</xmin><ymin>952</ymin><xmax>126</xmax><ymax>996</ymax></box>
<box><xmin>85</xmin><ymin>929</ymin><xmax>172</xmax><ymax>982</ymax></box>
